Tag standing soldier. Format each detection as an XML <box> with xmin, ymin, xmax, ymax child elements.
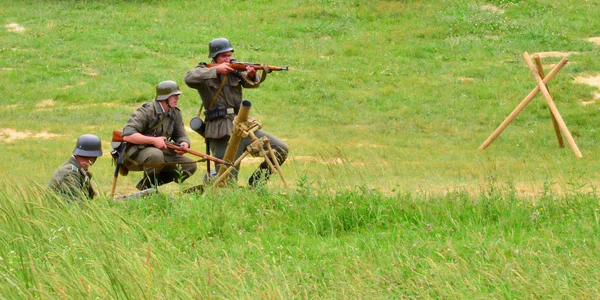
<box><xmin>121</xmin><ymin>80</ymin><xmax>197</xmax><ymax>190</ymax></box>
<box><xmin>184</xmin><ymin>38</ymin><xmax>288</xmax><ymax>187</ymax></box>
<box><xmin>48</xmin><ymin>134</ymin><xmax>103</xmax><ymax>201</ymax></box>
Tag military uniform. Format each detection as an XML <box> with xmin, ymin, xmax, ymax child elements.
<box><xmin>184</xmin><ymin>63</ymin><xmax>288</xmax><ymax>185</ymax></box>
<box><xmin>48</xmin><ymin>155</ymin><xmax>97</xmax><ymax>200</ymax></box>
<box><xmin>122</xmin><ymin>100</ymin><xmax>197</xmax><ymax>189</ymax></box>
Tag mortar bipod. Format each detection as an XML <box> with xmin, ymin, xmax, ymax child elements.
<box><xmin>213</xmin><ymin>118</ymin><xmax>288</xmax><ymax>189</ymax></box>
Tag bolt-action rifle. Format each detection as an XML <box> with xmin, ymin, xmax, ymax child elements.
<box><xmin>111</xmin><ymin>130</ymin><xmax>233</xmax><ymax>167</ymax></box>
<box><xmin>206</xmin><ymin>62</ymin><xmax>289</xmax><ymax>72</ymax></box>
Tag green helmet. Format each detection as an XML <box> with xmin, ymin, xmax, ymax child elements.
<box><xmin>208</xmin><ymin>38</ymin><xmax>234</xmax><ymax>58</ymax></box>
<box><xmin>155</xmin><ymin>80</ymin><xmax>182</xmax><ymax>101</ymax></box>
<box><xmin>73</xmin><ymin>134</ymin><xmax>103</xmax><ymax>157</ymax></box>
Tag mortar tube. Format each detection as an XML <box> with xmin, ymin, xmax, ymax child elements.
<box><xmin>218</xmin><ymin>100</ymin><xmax>252</xmax><ymax>179</ymax></box>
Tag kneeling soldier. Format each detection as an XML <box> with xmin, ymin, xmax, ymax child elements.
<box><xmin>48</xmin><ymin>134</ymin><xmax>103</xmax><ymax>201</ymax></box>
<box><xmin>121</xmin><ymin>80</ymin><xmax>198</xmax><ymax>190</ymax></box>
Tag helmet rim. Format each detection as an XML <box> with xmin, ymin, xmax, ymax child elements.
<box><xmin>73</xmin><ymin>134</ymin><xmax>103</xmax><ymax>157</ymax></box>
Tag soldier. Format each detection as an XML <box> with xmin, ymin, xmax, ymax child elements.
<box><xmin>184</xmin><ymin>38</ymin><xmax>288</xmax><ymax>187</ymax></box>
<box><xmin>121</xmin><ymin>80</ymin><xmax>198</xmax><ymax>190</ymax></box>
<box><xmin>48</xmin><ymin>134</ymin><xmax>102</xmax><ymax>201</ymax></box>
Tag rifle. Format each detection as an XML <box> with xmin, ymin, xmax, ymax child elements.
<box><xmin>114</xmin><ymin>188</ymin><xmax>157</xmax><ymax>202</ymax></box>
<box><xmin>111</xmin><ymin>130</ymin><xmax>233</xmax><ymax>167</ymax></box>
<box><xmin>109</xmin><ymin>140</ymin><xmax>128</xmax><ymax>197</ymax></box>
<box><xmin>206</xmin><ymin>62</ymin><xmax>289</xmax><ymax>72</ymax></box>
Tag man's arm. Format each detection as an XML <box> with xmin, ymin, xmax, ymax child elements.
<box><xmin>123</xmin><ymin>133</ymin><xmax>168</xmax><ymax>150</ymax></box>
<box><xmin>184</xmin><ymin>64</ymin><xmax>218</xmax><ymax>89</ymax></box>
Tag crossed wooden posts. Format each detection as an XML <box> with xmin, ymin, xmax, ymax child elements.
<box><xmin>478</xmin><ymin>52</ymin><xmax>582</xmax><ymax>158</ymax></box>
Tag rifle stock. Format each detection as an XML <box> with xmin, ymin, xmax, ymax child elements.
<box><xmin>111</xmin><ymin>130</ymin><xmax>232</xmax><ymax>166</ymax></box>
<box><xmin>207</xmin><ymin>62</ymin><xmax>289</xmax><ymax>72</ymax></box>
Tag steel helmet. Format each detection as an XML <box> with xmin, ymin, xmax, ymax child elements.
<box><xmin>155</xmin><ymin>80</ymin><xmax>182</xmax><ymax>101</ymax></box>
<box><xmin>73</xmin><ymin>134</ymin><xmax>103</xmax><ymax>157</ymax></box>
<box><xmin>208</xmin><ymin>38</ymin><xmax>234</xmax><ymax>58</ymax></box>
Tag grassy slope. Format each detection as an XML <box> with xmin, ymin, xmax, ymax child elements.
<box><xmin>1</xmin><ymin>0</ymin><xmax>600</xmax><ymax>195</ymax></box>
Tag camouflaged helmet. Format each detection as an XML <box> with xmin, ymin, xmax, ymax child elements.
<box><xmin>155</xmin><ymin>80</ymin><xmax>182</xmax><ymax>101</ymax></box>
<box><xmin>73</xmin><ymin>134</ymin><xmax>103</xmax><ymax>157</ymax></box>
<box><xmin>208</xmin><ymin>38</ymin><xmax>234</xmax><ymax>58</ymax></box>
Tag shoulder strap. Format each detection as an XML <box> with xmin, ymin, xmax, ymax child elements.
<box><xmin>149</xmin><ymin>116</ymin><xmax>168</xmax><ymax>132</ymax></box>
<box><xmin>196</xmin><ymin>74</ymin><xmax>228</xmax><ymax>118</ymax></box>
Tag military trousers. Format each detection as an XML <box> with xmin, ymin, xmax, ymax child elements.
<box><xmin>125</xmin><ymin>147</ymin><xmax>197</xmax><ymax>187</ymax></box>
<box><xmin>208</xmin><ymin>129</ymin><xmax>288</xmax><ymax>186</ymax></box>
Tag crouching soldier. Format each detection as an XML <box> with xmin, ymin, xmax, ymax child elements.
<box><xmin>48</xmin><ymin>134</ymin><xmax>103</xmax><ymax>201</ymax></box>
<box><xmin>121</xmin><ymin>80</ymin><xmax>198</xmax><ymax>190</ymax></box>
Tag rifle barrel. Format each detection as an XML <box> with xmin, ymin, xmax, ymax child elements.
<box><xmin>166</xmin><ymin>142</ymin><xmax>233</xmax><ymax>166</ymax></box>
<box><xmin>207</xmin><ymin>63</ymin><xmax>288</xmax><ymax>71</ymax></box>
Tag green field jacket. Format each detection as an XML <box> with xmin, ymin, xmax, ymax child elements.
<box><xmin>122</xmin><ymin>101</ymin><xmax>191</xmax><ymax>159</ymax></box>
<box><xmin>184</xmin><ymin>63</ymin><xmax>261</xmax><ymax>139</ymax></box>
<box><xmin>47</xmin><ymin>155</ymin><xmax>97</xmax><ymax>200</ymax></box>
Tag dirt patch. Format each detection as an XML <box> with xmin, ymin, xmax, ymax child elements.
<box><xmin>587</xmin><ymin>37</ymin><xmax>600</xmax><ymax>45</ymax></box>
<box><xmin>574</xmin><ymin>75</ymin><xmax>600</xmax><ymax>88</ymax></box>
<box><xmin>36</xmin><ymin>99</ymin><xmax>55</xmax><ymax>108</ymax></box>
<box><xmin>0</xmin><ymin>104</ymin><xmax>18</xmax><ymax>111</ymax></box>
<box><xmin>59</xmin><ymin>81</ymin><xmax>86</xmax><ymax>90</ymax></box>
<box><xmin>480</xmin><ymin>4</ymin><xmax>505</xmax><ymax>14</ymax></box>
<box><xmin>532</xmin><ymin>51</ymin><xmax>577</xmax><ymax>58</ymax></box>
<box><xmin>574</xmin><ymin>74</ymin><xmax>600</xmax><ymax>105</ymax></box>
<box><xmin>5</xmin><ymin>23</ymin><xmax>25</xmax><ymax>33</ymax></box>
<box><xmin>0</xmin><ymin>128</ymin><xmax>62</xmax><ymax>143</ymax></box>
<box><xmin>237</xmin><ymin>155</ymin><xmax>345</xmax><ymax>166</ymax></box>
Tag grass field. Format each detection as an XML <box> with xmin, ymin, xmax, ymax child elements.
<box><xmin>2</xmin><ymin>0</ymin><xmax>600</xmax><ymax>298</ymax></box>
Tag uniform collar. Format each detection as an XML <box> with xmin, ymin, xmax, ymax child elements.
<box><xmin>68</xmin><ymin>155</ymin><xmax>92</xmax><ymax>177</ymax></box>
<box><xmin>152</xmin><ymin>100</ymin><xmax>177</xmax><ymax>116</ymax></box>
<box><xmin>68</xmin><ymin>155</ymin><xmax>82</xmax><ymax>171</ymax></box>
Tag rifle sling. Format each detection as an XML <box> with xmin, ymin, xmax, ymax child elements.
<box><xmin>196</xmin><ymin>74</ymin><xmax>228</xmax><ymax>118</ymax></box>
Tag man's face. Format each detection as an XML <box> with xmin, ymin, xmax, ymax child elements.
<box><xmin>215</xmin><ymin>51</ymin><xmax>233</xmax><ymax>64</ymax></box>
<box><xmin>80</xmin><ymin>156</ymin><xmax>97</xmax><ymax>170</ymax></box>
<box><xmin>167</xmin><ymin>94</ymin><xmax>180</xmax><ymax>108</ymax></box>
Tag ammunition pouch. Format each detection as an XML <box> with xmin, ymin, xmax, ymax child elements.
<box><xmin>204</xmin><ymin>105</ymin><xmax>240</xmax><ymax>121</ymax></box>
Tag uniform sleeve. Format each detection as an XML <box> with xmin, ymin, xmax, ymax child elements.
<box><xmin>123</xmin><ymin>106</ymin><xmax>151</xmax><ymax>136</ymax></box>
<box><xmin>184</xmin><ymin>65</ymin><xmax>218</xmax><ymax>89</ymax></box>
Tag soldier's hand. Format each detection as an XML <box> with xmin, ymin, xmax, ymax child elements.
<box><xmin>216</xmin><ymin>63</ymin><xmax>234</xmax><ymax>75</ymax></box>
<box><xmin>153</xmin><ymin>137</ymin><xmax>168</xmax><ymax>150</ymax></box>
<box><xmin>246</xmin><ymin>65</ymin><xmax>257</xmax><ymax>78</ymax></box>
<box><xmin>175</xmin><ymin>142</ymin><xmax>190</xmax><ymax>155</ymax></box>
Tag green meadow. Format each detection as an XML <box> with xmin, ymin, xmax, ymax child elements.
<box><xmin>2</xmin><ymin>0</ymin><xmax>600</xmax><ymax>298</ymax></box>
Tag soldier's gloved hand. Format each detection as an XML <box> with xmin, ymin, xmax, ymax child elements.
<box><xmin>262</xmin><ymin>64</ymin><xmax>272</xmax><ymax>73</ymax></box>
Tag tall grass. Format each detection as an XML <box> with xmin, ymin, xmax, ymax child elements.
<box><xmin>2</xmin><ymin>0</ymin><xmax>600</xmax><ymax>195</ymax></box>
<box><xmin>2</xmin><ymin>0</ymin><xmax>600</xmax><ymax>297</ymax></box>
<box><xmin>1</xmin><ymin>181</ymin><xmax>600</xmax><ymax>298</ymax></box>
